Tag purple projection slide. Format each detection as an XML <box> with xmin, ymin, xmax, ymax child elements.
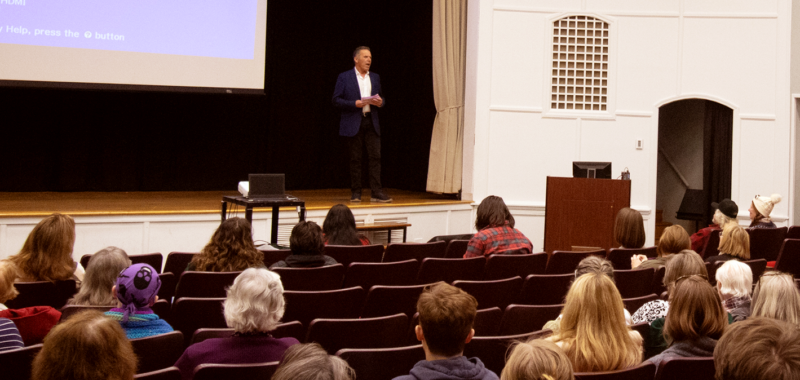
<box><xmin>0</xmin><ymin>0</ymin><xmax>259</xmax><ymax>59</ymax></box>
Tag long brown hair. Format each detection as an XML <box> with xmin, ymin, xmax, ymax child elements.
<box><xmin>656</xmin><ymin>225</ymin><xmax>691</xmax><ymax>257</ymax></box>
<box><xmin>663</xmin><ymin>276</ymin><xmax>726</xmax><ymax>345</ymax></box>
<box><xmin>322</xmin><ymin>204</ymin><xmax>362</xmax><ymax>245</ymax></box>
<box><xmin>190</xmin><ymin>217</ymin><xmax>264</xmax><ymax>272</ymax></box>
<box><xmin>8</xmin><ymin>213</ymin><xmax>76</xmax><ymax>282</ymax></box>
<box><xmin>475</xmin><ymin>195</ymin><xmax>515</xmax><ymax>230</ymax></box>
<box><xmin>69</xmin><ymin>247</ymin><xmax>131</xmax><ymax>306</ymax></box>
<box><xmin>613</xmin><ymin>207</ymin><xmax>645</xmax><ymax>248</ymax></box>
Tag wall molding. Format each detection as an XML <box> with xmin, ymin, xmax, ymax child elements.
<box><xmin>488</xmin><ymin>105</ymin><xmax>543</xmax><ymax>113</ymax></box>
<box><xmin>616</xmin><ymin>110</ymin><xmax>653</xmax><ymax>118</ymax></box>
<box><xmin>739</xmin><ymin>113</ymin><xmax>777</xmax><ymax>121</ymax></box>
<box><xmin>682</xmin><ymin>12</ymin><xmax>778</xmax><ymax>19</ymax></box>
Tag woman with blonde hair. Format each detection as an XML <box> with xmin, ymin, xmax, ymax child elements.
<box><xmin>705</xmin><ymin>224</ymin><xmax>750</xmax><ymax>264</ymax></box>
<box><xmin>546</xmin><ymin>272</ymin><xmax>642</xmax><ymax>372</ymax></box>
<box><xmin>751</xmin><ymin>271</ymin><xmax>800</xmax><ymax>326</ymax></box>
<box><xmin>68</xmin><ymin>247</ymin><xmax>131</xmax><ymax>306</ymax></box>
<box><xmin>501</xmin><ymin>339</ymin><xmax>574</xmax><ymax>380</ymax></box>
<box><xmin>690</xmin><ymin>199</ymin><xmax>738</xmax><ymax>253</ymax></box>
<box><xmin>272</xmin><ymin>343</ymin><xmax>354</xmax><ymax>380</ymax></box>
<box><xmin>188</xmin><ymin>217</ymin><xmax>264</xmax><ymax>272</ymax></box>
<box><xmin>715</xmin><ymin>260</ymin><xmax>753</xmax><ymax>322</ymax></box>
<box><xmin>614</xmin><ymin>207</ymin><xmax>645</xmax><ymax>249</ymax></box>
<box><xmin>4</xmin><ymin>213</ymin><xmax>84</xmax><ymax>284</ymax></box>
<box><xmin>632</xmin><ymin>225</ymin><xmax>690</xmax><ymax>270</ymax></box>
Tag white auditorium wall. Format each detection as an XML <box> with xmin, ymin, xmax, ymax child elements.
<box><xmin>464</xmin><ymin>0</ymin><xmax>793</xmax><ymax>250</ymax></box>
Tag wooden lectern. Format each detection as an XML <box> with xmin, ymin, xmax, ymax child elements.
<box><xmin>544</xmin><ymin>176</ymin><xmax>631</xmax><ymax>253</ymax></box>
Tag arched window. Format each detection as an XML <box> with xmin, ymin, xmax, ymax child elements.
<box><xmin>551</xmin><ymin>15</ymin><xmax>609</xmax><ymax>111</ymax></box>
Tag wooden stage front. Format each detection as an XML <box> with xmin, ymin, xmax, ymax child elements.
<box><xmin>0</xmin><ymin>188</ymin><xmax>469</xmax><ymax>218</ymax></box>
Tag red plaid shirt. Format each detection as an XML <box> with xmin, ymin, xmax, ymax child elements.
<box><xmin>463</xmin><ymin>225</ymin><xmax>533</xmax><ymax>258</ymax></box>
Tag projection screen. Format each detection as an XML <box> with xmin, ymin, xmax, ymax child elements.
<box><xmin>0</xmin><ymin>0</ymin><xmax>268</xmax><ymax>92</ymax></box>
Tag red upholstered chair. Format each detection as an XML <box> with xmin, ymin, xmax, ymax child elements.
<box><xmin>361</xmin><ymin>284</ymin><xmax>432</xmax><ymax>319</ymax></box>
<box><xmin>129</xmin><ymin>253</ymin><xmax>164</xmax><ymax>273</ymax></box>
<box><xmin>193</xmin><ymin>362</ymin><xmax>280</xmax><ymax>380</ymax></box>
<box><xmin>261</xmin><ymin>249</ymin><xmax>291</xmax><ymax>267</ymax></box>
<box><xmin>406</xmin><ymin>307</ymin><xmax>504</xmax><ymax>344</ymax></box>
<box><xmin>463</xmin><ymin>330</ymin><xmax>553</xmax><ymax>375</ymax></box>
<box><xmin>788</xmin><ymin>226</ymin><xmax>800</xmax><ymax>240</ymax></box>
<box><xmin>613</xmin><ymin>268</ymin><xmax>655</xmax><ymax>299</ymax></box>
<box><xmin>0</xmin><ymin>343</ymin><xmax>42</xmax><ymax>380</ymax></box>
<box><xmin>151</xmin><ymin>299</ymin><xmax>171</xmax><ymax>321</ymax></box>
<box><xmin>444</xmin><ymin>239</ymin><xmax>470</xmax><ymax>258</ymax></box>
<box><xmin>705</xmin><ymin>262</ymin><xmax>720</xmax><ymax>286</ymax></box>
<box><xmin>607</xmin><ymin>247</ymin><xmax>657</xmax><ymax>270</ymax></box>
<box><xmin>271</xmin><ymin>264</ymin><xmax>345</xmax><ymax>291</ymax></box>
<box><xmin>483</xmin><ymin>252</ymin><xmax>548</xmax><ymax>280</ymax></box>
<box><xmin>383</xmin><ymin>241</ymin><xmax>446</xmax><ymax>262</ymax></box>
<box><xmin>170</xmin><ymin>298</ymin><xmax>226</xmax><ymax>346</ymax></box>
<box><xmin>574</xmin><ymin>361</ymin><xmax>656</xmax><ymax>380</ymax></box>
<box><xmin>191</xmin><ymin>321</ymin><xmax>304</xmax><ymax>345</ymax></box>
<box><xmin>191</xmin><ymin>327</ymin><xmax>234</xmax><ymax>345</ymax></box>
<box><xmin>416</xmin><ymin>257</ymin><xmax>486</xmax><ymax>284</ymax></box>
<box><xmin>130</xmin><ymin>330</ymin><xmax>185</xmax><ymax>374</ymax></box>
<box><xmin>654</xmin><ymin>356</ymin><xmax>715</xmax><ymax>380</ymax></box>
<box><xmin>519</xmin><ymin>273</ymin><xmax>574</xmax><ymax>305</ymax></box>
<box><xmin>325</xmin><ymin>244</ymin><xmax>385</xmax><ymax>267</ymax></box>
<box><xmin>748</xmin><ymin>227</ymin><xmax>788</xmax><ymax>262</ymax></box>
<box><xmin>775</xmin><ymin>239</ymin><xmax>800</xmax><ymax>277</ymax></box>
<box><xmin>453</xmin><ymin>276</ymin><xmax>523</xmax><ymax>311</ymax></box>
<box><xmin>546</xmin><ymin>249</ymin><xmax>605</xmax><ymax>274</ymax></box>
<box><xmin>337</xmin><ymin>345</ymin><xmax>426</xmax><ymax>380</ymax></box>
<box><xmin>652</xmin><ymin>266</ymin><xmax>667</xmax><ymax>296</ymax></box>
<box><xmin>343</xmin><ymin>259</ymin><xmax>419</xmax><ymax>290</ymax></box>
<box><xmin>174</xmin><ymin>271</ymin><xmax>241</xmax><ymax>299</ymax></box>
<box><xmin>157</xmin><ymin>272</ymin><xmax>177</xmax><ymax>303</ymax></box>
<box><xmin>701</xmin><ymin>231</ymin><xmax>721</xmax><ymax>259</ymax></box>
<box><xmin>283</xmin><ymin>287</ymin><xmax>365</xmax><ymax>328</ymax></box>
<box><xmin>4</xmin><ymin>280</ymin><xmax>77</xmax><ymax>310</ymax></box>
<box><xmin>498</xmin><ymin>304</ymin><xmax>564</xmax><ymax>336</ymax></box>
<box><xmin>745</xmin><ymin>259</ymin><xmax>768</xmax><ymax>283</ymax></box>
<box><xmin>163</xmin><ymin>252</ymin><xmax>198</xmax><ymax>277</ymax></box>
<box><xmin>623</xmin><ymin>294</ymin><xmax>658</xmax><ymax>315</ymax></box>
<box><xmin>306</xmin><ymin>313</ymin><xmax>408</xmax><ymax>354</ymax></box>
<box><xmin>133</xmin><ymin>367</ymin><xmax>182</xmax><ymax>380</ymax></box>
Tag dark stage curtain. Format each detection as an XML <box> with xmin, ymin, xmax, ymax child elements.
<box><xmin>702</xmin><ymin>101</ymin><xmax>733</xmax><ymax>225</ymax></box>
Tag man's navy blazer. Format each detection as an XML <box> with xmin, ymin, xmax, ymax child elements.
<box><xmin>332</xmin><ymin>68</ymin><xmax>383</xmax><ymax>137</ymax></box>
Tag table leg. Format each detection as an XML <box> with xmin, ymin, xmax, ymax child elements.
<box><xmin>220</xmin><ymin>201</ymin><xmax>228</xmax><ymax>222</ymax></box>
<box><xmin>387</xmin><ymin>229</ymin><xmax>392</xmax><ymax>244</ymax></box>
<box><xmin>298</xmin><ymin>206</ymin><xmax>306</xmax><ymax>221</ymax></box>
<box><xmin>403</xmin><ymin>227</ymin><xmax>407</xmax><ymax>243</ymax></box>
<box><xmin>245</xmin><ymin>207</ymin><xmax>253</xmax><ymax>226</ymax></box>
<box><xmin>271</xmin><ymin>206</ymin><xmax>280</xmax><ymax>245</ymax></box>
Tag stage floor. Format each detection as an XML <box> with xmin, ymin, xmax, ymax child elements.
<box><xmin>0</xmin><ymin>189</ymin><xmax>469</xmax><ymax>217</ymax></box>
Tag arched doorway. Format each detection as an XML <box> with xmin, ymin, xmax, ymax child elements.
<box><xmin>655</xmin><ymin>99</ymin><xmax>733</xmax><ymax>239</ymax></box>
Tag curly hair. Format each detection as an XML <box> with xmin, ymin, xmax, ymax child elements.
<box><xmin>190</xmin><ymin>217</ymin><xmax>264</xmax><ymax>272</ymax></box>
<box><xmin>322</xmin><ymin>204</ymin><xmax>362</xmax><ymax>245</ymax></box>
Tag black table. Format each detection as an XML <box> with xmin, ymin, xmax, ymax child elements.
<box><xmin>221</xmin><ymin>195</ymin><xmax>306</xmax><ymax>245</ymax></box>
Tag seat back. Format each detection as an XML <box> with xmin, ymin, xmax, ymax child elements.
<box><xmin>607</xmin><ymin>247</ymin><xmax>657</xmax><ymax>270</ymax></box>
<box><xmin>383</xmin><ymin>241</ymin><xmax>446</xmax><ymax>263</ymax></box>
<box><xmin>306</xmin><ymin>313</ymin><xmax>408</xmax><ymax>354</ymax></box>
<box><xmin>130</xmin><ymin>331</ymin><xmax>185</xmax><ymax>374</ymax></box>
<box><xmin>272</xmin><ymin>264</ymin><xmax>345</xmax><ymax>291</ymax></box>
<box><xmin>174</xmin><ymin>271</ymin><xmax>240</xmax><ymax>299</ymax></box>
<box><xmin>325</xmin><ymin>245</ymin><xmax>385</xmax><ymax>267</ymax></box>
<box><xmin>702</xmin><ymin>231</ymin><xmax>722</xmax><ymax>259</ymax></box>
<box><xmin>613</xmin><ymin>268</ymin><xmax>655</xmax><ymax>299</ymax></box>
<box><xmin>0</xmin><ymin>343</ymin><xmax>42</xmax><ymax>380</ymax></box>
<box><xmin>473</xmin><ymin>307</ymin><xmax>504</xmax><ymax>337</ymax></box>
<box><xmin>191</xmin><ymin>321</ymin><xmax>304</xmax><ymax>345</ymax></box>
<box><xmin>133</xmin><ymin>367</ymin><xmax>182</xmax><ymax>380</ymax></box>
<box><xmin>4</xmin><ymin>280</ymin><xmax>77</xmax><ymax>309</ymax></box>
<box><xmin>745</xmin><ymin>259</ymin><xmax>768</xmax><ymax>283</ymax></box>
<box><xmin>748</xmin><ymin>227</ymin><xmax>788</xmax><ymax>262</ymax></box>
<box><xmin>193</xmin><ymin>362</ymin><xmax>280</xmax><ymax>380</ymax></box>
<box><xmin>361</xmin><ymin>284</ymin><xmax>431</xmax><ymax>319</ymax></box>
<box><xmin>129</xmin><ymin>253</ymin><xmax>164</xmax><ymax>273</ymax></box>
<box><xmin>622</xmin><ymin>294</ymin><xmax>659</xmax><ymax>315</ymax></box>
<box><xmin>519</xmin><ymin>274</ymin><xmax>574</xmax><ymax>305</ymax></box>
<box><xmin>283</xmin><ymin>287</ymin><xmax>365</xmax><ymax>328</ymax></box>
<box><xmin>163</xmin><ymin>252</ymin><xmax>198</xmax><ymax>277</ymax></box>
<box><xmin>788</xmin><ymin>226</ymin><xmax>800</xmax><ymax>240</ymax></box>
<box><xmin>151</xmin><ymin>299</ymin><xmax>171</xmax><ymax>321</ymax></box>
<box><xmin>262</xmin><ymin>249</ymin><xmax>291</xmax><ymax>267</ymax></box>
<box><xmin>484</xmin><ymin>252</ymin><xmax>548</xmax><ymax>280</ymax></box>
<box><xmin>60</xmin><ymin>305</ymin><xmax>113</xmax><ymax>321</ymax></box>
<box><xmin>705</xmin><ymin>261</ymin><xmax>720</xmax><ymax>286</ymax></box>
<box><xmin>343</xmin><ymin>259</ymin><xmax>419</xmax><ymax>290</ymax></box>
<box><xmin>499</xmin><ymin>304</ymin><xmax>564</xmax><ymax>335</ymax></box>
<box><xmin>546</xmin><ymin>250</ymin><xmax>605</xmax><ymax>274</ymax></box>
<box><xmin>170</xmin><ymin>298</ymin><xmax>226</xmax><ymax>346</ymax></box>
<box><xmin>444</xmin><ymin>239</ymin><xmax>470</xmax><ymax>258</ymax></box>
<box><xmin>464</xmin><ymin>330</ymin><xmax>553</xmax><ymax>375</ymax></box>
<box><xmin>776</xmin><ymin>239</ymin><xmax>800</xmax><ymax>277</ymax></box>
<box><xmin>428</xmin><ymin>233</ymin><xmax>475</xmax><ymax>243</ymax></box>
<box><xmin>654</xmin><ymin>356</ymin><xmax>715</xmax><ymax>380</ymax></box>
<box><xmin>453</xmin><ymin>277</ymin><xmax>523</xmax><ymax>311</ymax></box>
<box><xmin>157</xmin><ymin>272</ymin><xmax>177</xmax><ymax>302</ymax></box>
<box><xmin>652</xmin><ymin>266</ymin><xmax>667</xmax><ymax>296</ymax></box>
<box><xmin>575</xmin><ymin>362</ymin><xmax>657</xmax><ymax>380</ymax></box>
<box><xmin>337</xmin><ymin>345</ymin><xmax>426</xmax><ymax>380</ymax></box>
<box><xmin>417</xmin><ymin>257</ymin><xmax>486</xmax><ymax>284</ymax></box>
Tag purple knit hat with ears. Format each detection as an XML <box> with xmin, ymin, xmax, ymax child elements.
<box><xmin>115</xmin><ymin>263</ymin><xmax>161</xmax><ymax>323</ymax></box>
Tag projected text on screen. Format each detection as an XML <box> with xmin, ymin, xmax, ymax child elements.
<box><xmin>0</xmin><ymin>0</ymin><xmax>259</xmax><ymax>59</ymax></box>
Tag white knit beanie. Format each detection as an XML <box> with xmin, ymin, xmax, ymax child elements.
<box><xmin>753</xmin><ymin>194</ymin><xmax>782</xmax><ymax>217</ymax></box>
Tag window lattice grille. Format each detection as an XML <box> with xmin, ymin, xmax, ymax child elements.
<box><xmin>551</xmin><ymin>16</ymin><xmax>609</xmax><ymax>111</ymax></box>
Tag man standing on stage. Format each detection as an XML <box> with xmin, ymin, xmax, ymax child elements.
<box><xmin>332</xmin><ymin>46</ymin><xmax>392</xmax><ymax>203</ymax></box>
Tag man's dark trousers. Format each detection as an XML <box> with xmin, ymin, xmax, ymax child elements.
<box><xmin>348</xmin><ymin>113</ymin><xmax>381</xmax><ymax>193</ymax></box>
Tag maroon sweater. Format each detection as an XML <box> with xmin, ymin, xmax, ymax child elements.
<box><xmin>174</xmin><ymin>335</ymin><xmax>299</xmax><ymax>380</ymax></box>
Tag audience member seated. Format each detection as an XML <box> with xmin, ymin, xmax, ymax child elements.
<box><xmin>714</xmin><ymin>317</ymin><xmax>800</xmax><ymax>380</ymax></box>
<box><xmin>500</xmin><ymin>339</ymin><xmax>574</xmax><ymax>380</ymax></box>
<box><xmin>68</xmin><ymin>246</ymin><xmax>131</xmax><ymax>307</ymax></box>
<box><xmin>323</xmin><ymin>204</ymin><xmax>371</xmax><ymax>245</ymax></box>
<box><xmin>715</xmin><ymin>260</ymin><xmax>753</xmax><ymax>322</ymax></box>
<box><xmin>3</xmin><ymin>213</ymin><xmax>85</xmax><ymax>286</ymax></box>
<box><xmin>174</xmin><ymin>268</ymin><xmax>299</xmax><ymax>380</ymax></box>
<box><xmin>546</xmin><ymin>272</ymin><xmax>642</xmax><ymax>373</ymax></box>
<box><xmin>31</xmin><ymin>310</ymin><xmax>137</xmax><ymax>380</ymax></box>
<box><xmin>749</xmin><ymin>194</ymin><xmax>781</xmax><ymax>229</ymax></box>
<box><xmin>705</xmin><ymin>224</ymin><xmax>750</xmax><ymax>264</ymax></box>
<box><xmin>690</xmin><ymin>199</ymin><xmax>738</xmax><ymax>253</ymax></box>
<box><xmin>0</xmin><ymin>260</ymin><xmax>61</xmax><ymax>345</ymax></box>
<box><xmin>647</xmin><ymin>276</ymin><xmax>726</xmax><ymax>368</ymax></box>
<box><xmin>544</xmin><ymin>256</ymin><xmax>631</xmax><ymax>334</ymax></box>
<box><xmin>270</xmin><ymin>221</ymin><xmax>337</xmax><ymax>269</ymax></box>
<box><xmin>272</xmin><ymin>343</ymin><xmax>355</xmax><ymax>380</ymax></box>
<box><xmin>0</xmin><ymin>317</ymin><xmax>23</xmax><ymax>351</ymax></box>
<box><xmin>188</xmin><ymin>217</ymin><xmax>264</xmax><ymax>272</ymax></box>
<box><xmin>632</xmin><ymin>250</ymin><xmax>708</xmax><ymax>324</ymax></box>
<box><xmin>0</xmin><ymin>260</ymin><xmax>17</xmax><ymax>311</ymax></box>
<box><xmin>463</xmin><ymin>195</ymin><xmax>532</xmax><ymax>258</ymax></box>
<box><xmin>105</xmin><ymin>264</ymin><xmax>173</xmax><ymax>339</ymax></box>
<box><xmin>632</xmin><ymin>225</ymin><xmax>690</xmax><ymax>269</ymax></box>
<box><xmin>394</xmin><ymin>282</ymin><xmax>499</xmax><ymax>380</ymax></box>
<box><xmin>750</xmin><ymin>271</ymin><xmax>800</xmax><ymax>326</ymax></box>
<box><xmin>614</xmin><ymin>207</ymin><xmax>645</xmax><ymax>249</ymax></box>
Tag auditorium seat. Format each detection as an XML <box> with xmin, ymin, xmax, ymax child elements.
<box><xmin>130</xmin><ymin>330</ymin><xmax>184</xmax><ymax>374</ymax></box>
<box><xmin>574</xmin><ymin>361</ymin><xmax>656</xmax><ymax>380</ymax></box>
<box><xmin>444</xmin><ymin>239</ymin><xmax>470</xmax><ymax>258</ymax></box>
<box><xmin>4</xmin><ymin>280</ymin><xmax>77</xmax><ymax>310</ymax></box>
<box><xmin>701</xmin><ymin>231</ymin><xmax>721</xmax><ymax>259</ymax></box>
<box><xmin>173</xmin><ymin>271</ymin><xmax>240</xmax><ymax>299</ymax></box>
<box><xmin>546</xmin><ymin>249</ymin><xmax>605</xmax><ymax>274</ymax></box>
<box><xmin>788</xmin><ymin>226</ymin><xmax>800</xmax><ymax>240</ymax></box>
<box><xmin>59</xmin><ymin>305</ymin><xmax>113</xmax><ymax>321</ymax></box>
<box><xmin>306</xmin><ymin>313</ymin><xmax>408</xmax><ymax>354</ymax></box>
<box><xmin>170</xmin><ymin>298</ymin><xmax>226</xmax><ymax>346</ymax></box>
<box><xmin>406</xmin><ymin>307</ymin><xmax>503</xmax><ymax>344</ymax></box>
<box><xmin>453</xmin><ymin>276</ymin><xmax>523</xmax><ymax>311</ymax></box>
<box><xmin>193</xmin><ymin>362</ymin><xmax>280</xmax><ymax>380</ymax></box>
<box><xmin>744</xmin><ymin>259</ymin><xmax>768</xmax><ymax>283</ymax></box>
<box><xmin>748</xmin><ymin>227</ymin><xmax>788</xmax><ymax>262</ymax></box>
<box><xmin>519</xmin><ymin>273</ymin><xmax>573</xmax><ymax>305</ymax></box>
<box><xmin>498</xmin><ymin>304</ymin><xmax>563</xmax><ymax>336</ymax></box>
<box><xmin>262</xmin><ymin>249</ymin><xmax>291</xmax><ymax>268</ymax></box>
<box><xmin>151</xmin><ymin>299</ymin><xmax>171</xmax><ymax>321</ymax></box>
<box><xmin>483</xmin><ymin>252</ymin><xmax>547</xmax><ymax>280</ymax></box>
<box><xmin>613</xmin><ymin>268</ymin><xmax>655</xmax><ymax>299</ymax></box>
<box><xmin>607</xmin><ymin>247</ymin><xmax>657</xmax><ymax>270</ymax></box>
<box><xmin>705</xmin><ymin>262</ymin><xmax>720</xmax><ymax>286</ymax></box>
<box><xmin>383</xmin><ymin>241</ymin><xmax>446</xmax><ymax>263</ymax></box>
<box><xmin>463</xmin><ymin>330</ymin><xmax>553</xmax><ymax>375</ymax></box>
<box><xmin>324</xmin><ymin>244</ymin><xmax>384</xmax><ymax>267</ymax></box>
<box><xmin>652</xmin><ymin>266</ymin><xmax>667</xmax><ymax>296</ymax></box>
<box><xmin>654</xmin><ymin>356</ymin><xmax>715</xmax><ymax>380</ymax></box>
<box><xmin>337</xmin><ymin>345</ymin><xmax>426</xmax><ymax>380</ymax></box>
<box><xmin>775</xmin><ymin>239</ymin><xmax>800</xmax><ymax>277</ymax></box>
<box><xmin>623</xmin><ymin>294</ymin><xmax>658</xmax><ymax>315</ymax></box>
<box><xmin>361</xmin><ymin>284</ymin><xmax>432</xmax><ymax>319</ymax></box>
<box><xmin>416</xmin><ymin>257</ymin><xmax>485</xmax><ymax>284</ymax></box>
<box><xmin>0</xmin><ymin>343</ymin><xmax>42</xmax><ymax>380</ymax></box>
<box><xmin>271</xmin><ymin>264</ymin><xmax>345</xmax><ymax>291</ymax></box>
<box><xmin>157</xmin><ymin>272</ymin><xmax>177</xmax><ymax>302</ymax></box>
<box><xmin>163</xmin><ymin>252</ymin><xmax>197</xmax><ymax>277</ymax></box>
<box><xmin>81</xmin><ymin>252</ymin><xmax>163</xmax><ymax>273</ymax></box>
<box><xmin>191</xmin><ymin>321</ymin><xmax>304</xmax><ymax>345</ymax></box>
<box><xmin>133</xmin><ymin>367</ymin><xmax>181</xmax><ymax>380</ymax></box>
<box><xmin>342</xmin><ymin>259</ymin><xmax>419</xmax><ymax>290</ymax></box>
<box><xmin>283</xmin><ymin>287</ymin><xmax>365</xmax><ymax>329</ymax></box>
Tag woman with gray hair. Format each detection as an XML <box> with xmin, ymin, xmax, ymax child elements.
<box><xmin>174</xmin><ymin>268</ymin><xmax>299</xmax><ymax>380</ymax></box>
<box><xmin>714</xmin><ymin>260</ymin><xmax>753</xmax><ymax>322</ymax></box>
<box><xmin>67</xmin><ymin>247</ymin><xmax>131</xmax><ymax>306</ymax></box>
